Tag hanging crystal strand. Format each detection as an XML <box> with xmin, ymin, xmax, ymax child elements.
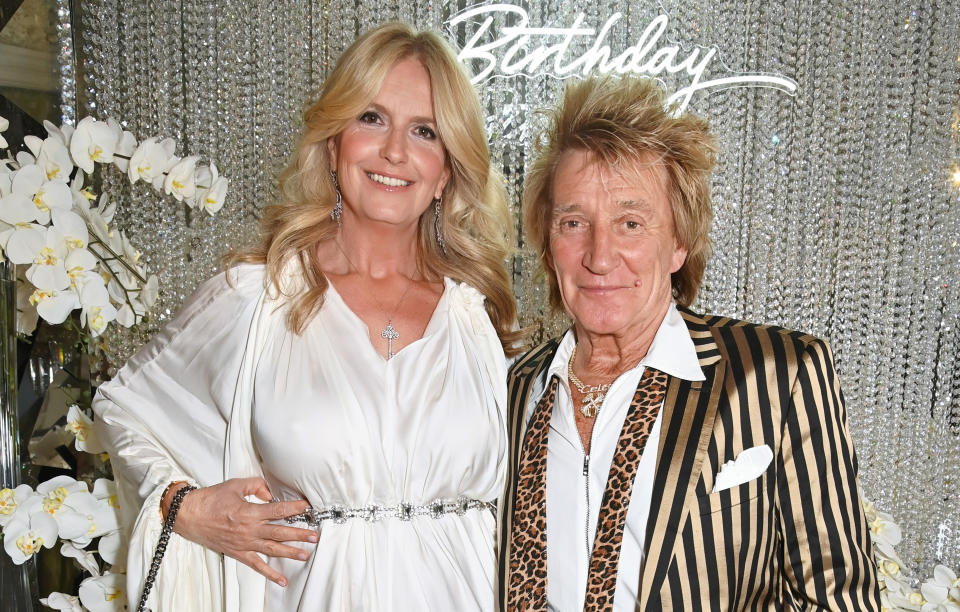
<box><xmin>902</xmin><ymin>0</ymin><xmax>953</xmax><ymax>576</ymax></box>
<box><xmin>310</xmin><ymin>0</ymin><xmax>331</xmax><ymax>86</ymax></box>
<box><xmin>937</xmin><ymin>0</ymin><xmax>960</xmax><ymax>569</ymax></box>
<box><xmin>698</xmin><ymin>0</ymin><xmax>741</xmax><ymax>317</ymax></box>
<box><xmin>79</xmin><ymin>0</ymin><xmax>117</xmax><ymax>119</ymax></box>
<box><xmin>880</xmin><ymin>0</ymin><xmax>927</xmax><ymax>573</ymax></box>
<box><xmin>830</xmin><ymin>2</ymin><xmax>878</xmax><ymax>496</ymax></box>
<box><xmin>798</xmin><ymin>0</ymin><xmax>841</xmax><ymax>338</ymax></box>
<box><xmin>55</xmin><ymin>0</ymin><xmax>78</xmax><ymax>126</ymax></box>
<box><xmin>764</xmin><ymin>0</ymin><xmax>799</xmax><ymax>333</ymax></box>
<box><xmin>739</xmin><ymin>0</ymin><xmax>779</xmax><ymax>329</ymax></box>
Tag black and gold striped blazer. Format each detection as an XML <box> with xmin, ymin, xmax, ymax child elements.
<box><xmin>497</xmin><ymin>308</ymin><xmax>881</xmax><ymax>611</ymax></box>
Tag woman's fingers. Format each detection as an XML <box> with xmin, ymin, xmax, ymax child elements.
<box><xmin>244</xmin><ymin>552</ymin><xmax>289</xmax><ymax>587</ymax></box>
<box><xmin>258</xmin><ymin>540</ymin><xmax>311</xmax><ymax>562</ymax></box>
<box><xmin>262</xmin><ymin>524</ymin><xmax>318</xmax><ymax>544</ymax></box>
<box><xmin>260</xmin><ymin>499</ymin><xmax>311</xmax><ymax>520</ymax></box>
<box><xmin>235</xmin><ymin>476</ymin><xmax>274</xmax><ymax>502</ymax></box>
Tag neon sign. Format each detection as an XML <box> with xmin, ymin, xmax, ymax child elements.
<box><xmin>447</xmin><ymin>4</ymin><xmax>798</xmax><ymax>112</ymax></box>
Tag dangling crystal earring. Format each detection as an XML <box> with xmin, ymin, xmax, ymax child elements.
<box><xmin>330</xmin><ymin>170</ymin><xmax>342</xmax><ymax>226</ymax></box>
<box><xmin>434</xmin><ymin>197</ymin><xmax>445</xmax><ymax>253</ymax></box>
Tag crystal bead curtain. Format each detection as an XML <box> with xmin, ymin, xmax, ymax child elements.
<box><xmin>69</xmin><ymin>0</ymin><xmax>960</xmax><ymax>575</ymax></box>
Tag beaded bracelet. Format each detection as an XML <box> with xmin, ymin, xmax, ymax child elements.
<box><xmin>136</xmin><ymin>484</ymin><xmax>197</xmax><ymax>612</ymax></box>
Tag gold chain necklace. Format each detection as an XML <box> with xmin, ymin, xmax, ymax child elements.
<box><xmin>567</xmin><ymin>345</ymin><xmax>615</xmax><ymax>418</ymax></box>
<box><xmin>335</xmin><ymin>240</ymin><xmax>415</xmax><ymax>359</ymax></box>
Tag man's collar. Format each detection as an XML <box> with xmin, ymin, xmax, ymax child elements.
<box><xmin>545</xmin><ymin>302</ymin><xmax>706</xmax><ymax>383</ymax></box>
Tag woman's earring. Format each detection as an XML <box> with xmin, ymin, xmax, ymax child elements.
<box><xmin>330</xmin><ymin>170</ymin><xmax>343</xmax><ymax>226</ymax></box>
<box><xmin>434</xmin><ymin>197</ymin><xmax>446</xmax><ymax>253</ymax></box>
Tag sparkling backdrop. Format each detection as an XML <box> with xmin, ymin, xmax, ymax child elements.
<box><xmin>69</xmin><ymin>0</ymin><xmax>960</xmax><ymax>575</ymax></box>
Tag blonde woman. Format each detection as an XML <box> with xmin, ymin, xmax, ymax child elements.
<box><xmin>94</xmin><ymin>23</ymin><xmax>519</xmax><ymax>611</ymax></box>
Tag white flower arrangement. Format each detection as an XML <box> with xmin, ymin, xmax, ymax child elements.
<box><xmin>0</xmin><ymin>474</ymin><xmax>127</xmax><ymax>611</ymax></box>
<box><xmin>864</xmin><ymin>499</ymin><xmax>960</xmax><ymax>611</ymax></box>
<box><xmin>0</xmin><ymin>114</ymin><xmax>228</xmax><ymax>339</ymax></box>
<box><xmin>0</xmin><ymin>114</ymin><xmax>228</xmax><ymax>610</ymax></box>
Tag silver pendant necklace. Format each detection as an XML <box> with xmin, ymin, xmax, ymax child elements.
<box><xmin>336</xmin><ymin>240</ymin><xmax>415</xmax><ymax>360</ymax></box>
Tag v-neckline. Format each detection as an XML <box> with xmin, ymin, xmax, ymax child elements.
<box><xmin>324</xmin><ymin>276</ymin><xmax>451</xmax><ymax>363</ymax></box>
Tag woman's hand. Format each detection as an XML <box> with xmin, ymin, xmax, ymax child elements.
<box><xmin>162</xmin><ymin>478</ymin><xmax>316</xmax><ymax>586</ymax></box>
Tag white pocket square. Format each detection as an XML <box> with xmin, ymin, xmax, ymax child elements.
<box><xmin>711</xmin><ymin>445</ymin><xmax>773</xmax><ymax>493</ymax></box>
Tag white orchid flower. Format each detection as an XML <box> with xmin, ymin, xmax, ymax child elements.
<box><xmin>10</xmin><ymin>164</ymin><xmax>73</xmax><ymax>225</ymax></box>
<box><xmin>192</xmin><ymin>162</ymin><xmax>228</xmax><ymax>214</ymax></box>
<box><xmin>189</xmin><ymin>163</ymin><xmax>213</xmax><ymax>207</ymax></box>
<box><xmin>0</xmin><ymin>484</ymin><xmax>37</xmax><ymax>527</ymax></box>
<box><xmin>29</xmin><ymin>287</ymin><xmax>80</xmax><ymax>324</ymax></box>
<box><xmin>54</xmin><ymin>209</ymin><xmax>90</xmax><ymax>252</ymax></box>
<box><xmin>127</xmin><ymin>136</ymin><xmax>176</xmax><ymax>185</ymax></box>
<box><xmin>10</xmin><ymin>162</ymin><xmax>42</xmax><ymax>199</ymax></box>
<box><xmin>68</xmin><ymin>169</ymin><xmax>98</xmax><ymax>211</ymax></box>
<box><xmin>0</xmin><ymin>194</ymin><xmax>43</xmax><ymax>257</ymax></box>
<box><xmin>23</xmin><ymin>134</ymin><xmax>42</xmax><ymax>158</ymax></box>
<box><xmin>43</xmin><ymin>119</ymin><xmax>74</xmax><ymax>148</ymax></box>
<box><xmin>2</xmin><ymin>501</ymin><xmax>58</xmax><ymax>564</ymax></box>
<box><xmin>0</xmin><ymin>164</ymin><xmax>12</xmax><ymax>197</ymax></box>
<box><xmin>0</xmin><ymin>115</ymin><xmax>8</xmax><ymax>149</ymax></box>
<box><xmin>60</xmin><ymin>540</ymin><xmax>102</xmax><ymax>576</ymax></box>
<box><xmin>202</xmin><ymin>175</ymin><xmax>228</xmax><ymax>215</ymax></box>
<box><xmin>79</xmin><ymin>572</ymin><xmax>126</xmax><ymax>612</ymax></box>
<box><xmin>885</xmin><ymin>588</ymin><xmax>925</xmax><ymax>611</ymax></box>
<box><xmin>921</xmin><ymin>565</ymin><xmax>960</xmax><ymax>611</ymax></box>
<box><xmin>17</xmin><ymin>225</ymin><xmax>70</xmax><ymax>291</ymax></box>
<box><xmin>66</xmin><ymin>404</ymin><xmax>106</xmax><ymax>453</ymax></box>
<box><xmin>35</xmin><ymin>136</ymin><xmax>73</xmax><ymax>183</ymax></box>
<box><xmin>82</xmin><ymin>300</ymin><xmax>117</xmax><ymax>337</ymax></box>
<box><xmin>106</xmin><ymin>118</ymin><xmax>137</xmax><ymax>172</ymax></box>
<box><xmin>37</xmin><ymin>476</ymin><xmax>118</xmax><ymax>546</ymax></box>
<box><xmin>70</xmin><ymin>117</ymin><xmax>120</xmax><ymax>174</ymax></box>
<box><xmin>39</xmin><ymin>591</ymin><xmax>85</xmax><ymax>612</ymax></box>
<box><xmin>97</xmin><ymin>529</ymin><xmax>124</xmax><ymax>568</ymax></box>
<box><xmin>164</xmin><ymin>154</ymin><xmax>199</xmax><ymax>201</ymax></box>
<box><xmin>141</xmin><ymin>274</ymin><xmax>159</xmax><ymax>308</ymax></box>
<box><xmin>869</xmin><ymin>509</ymin><xmax>903</xmax><ymax>548</ymax></box>
<box><xmin>115</xmin><ymin>297</ymin><xmax>146</xmax><ymax>328</ymax></box>
<box><xmin>92</xmin><ymin>479</ymin><xmax>118</xmax><ymax>509</ymax></box>
<box><xmin>106</xmin><ymin>267</ymin><xmax>139</xmax><ymax>303</ymax></box>
<box><xmin>32</xmin><ymin>184</ymin><xmax>72</xmax><ymax>226</ymax></box>
<box><xmin>65</xmin><ymin>246</ymin><xmax>97</xmax><ymax>280</ymax></box>
<box><xmin>118</xmin><ymin>229</ymin><xmax>142</xmax><ymax>265</ymax></box>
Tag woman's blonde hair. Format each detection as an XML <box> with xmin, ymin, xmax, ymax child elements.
<box><xmin>230</xmin><ymin>23</ymin><xmax>520</xmax><ymax>354</ymax></box>
<box><xmin>523</xmin><ymin>76</ymin><xmax>717</xmax><ymax>310</ymax></box>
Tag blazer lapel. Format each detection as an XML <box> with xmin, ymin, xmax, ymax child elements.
<box><xmin>637</xmin><ymin>310</ymin><xmax>726</xmax><ymax>610</ymax></box>
<box><xmin>497</xmin><ymin>338</ymin><xmax>561</xmax><ymax>612</ymax></box>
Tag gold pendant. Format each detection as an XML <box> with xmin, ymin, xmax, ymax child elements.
<box><xmin>580</xmin><ymin>393</ymin><xmax>601</xmax><ymax>418</ymax></box>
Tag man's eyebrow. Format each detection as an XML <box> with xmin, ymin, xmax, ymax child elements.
<box><xmin>616</xmin><ymin>199</ymin><xmax>652</xmax><ymax>212</ymax></box>
<box><xmin>551</xmin><ymin>203</ymin><xmax>583</xmax><ymax>216</ymax></box>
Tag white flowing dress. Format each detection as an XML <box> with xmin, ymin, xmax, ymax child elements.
<box><xmin>93</xmin><ymin>264</ymin><xmax>508</xmax><ymax>612</ymax></box>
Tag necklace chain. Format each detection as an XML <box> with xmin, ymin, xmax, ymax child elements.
<box><xmin>567</xmin><ymin>345</ymin><xmax>615</xmax><ymax>418</ymax></box>
<box><xmin>335</xmin><ymin>239</ymin><xmax>415</xmax><ymax>359</ymax></box>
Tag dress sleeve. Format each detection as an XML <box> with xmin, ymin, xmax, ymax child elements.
<box><xmin>92</xmin><ymin>263</ymin><xmax>266</xmax><ymax>610</ymax></box>
<box><xmin>776</xmin><ymin>338</ymin><xmax>882</xmax><ymax>610</ymax></box>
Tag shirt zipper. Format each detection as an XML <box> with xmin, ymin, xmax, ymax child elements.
<box><xmin>583</xmin><ymin>453</ymin><xmax>591</xmax><ymax>561</ymax></box>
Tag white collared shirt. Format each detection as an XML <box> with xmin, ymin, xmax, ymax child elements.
<box><xmin>526</xmin><ymin>303</ymin><xmax>705</xmax><ymax>612</ymax></box>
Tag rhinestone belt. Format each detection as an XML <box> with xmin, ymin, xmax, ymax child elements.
<box><xmin>285</xmin><ymin>497</ymin><xmax>496</xmax><ymax>526</ymax></box>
